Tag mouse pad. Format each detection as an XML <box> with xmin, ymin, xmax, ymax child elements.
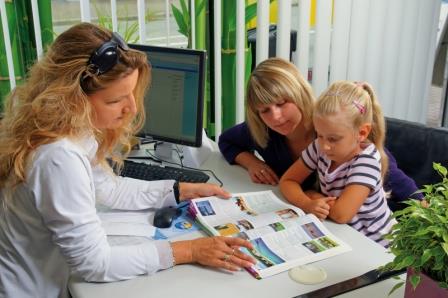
<box><xmin>153</xmin><ymin>203</ymin><xmax>200</xmax><ymax>240</ymax></box>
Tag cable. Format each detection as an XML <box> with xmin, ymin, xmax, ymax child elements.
<box><xmin>145</xmin><ymin>149</ymin><xmax>224</xmax><ymax>187</ymax></box>
<box><xmin>174</xmin><ymin>144</ymin><xmax>184</xmax><ymax>167</ymax></box>
<box><xmin>127</xmin><ymin>156</ymin><xmax>162</xmax><ymax>163</ymax></box>
<box><xmin>137</xmin><ymin>136</ymin><xmax>157</xmax><ymax>145</ymax></box>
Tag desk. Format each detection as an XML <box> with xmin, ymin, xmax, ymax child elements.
<box><xmin>69</xmin><ymin>149</ymin><xmax>404</xmax><ymax>298</ymax></box>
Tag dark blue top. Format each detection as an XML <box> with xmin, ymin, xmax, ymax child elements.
<box><xmin>218</xmin><ymin>122</ymin><xmax>423</xmax><ymax>202</ymax></box>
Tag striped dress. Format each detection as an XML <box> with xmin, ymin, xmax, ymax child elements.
<box><xmin>301</xmin><ymin>140</ymin><xmax>396</xmax><ymax>247</ymax></box>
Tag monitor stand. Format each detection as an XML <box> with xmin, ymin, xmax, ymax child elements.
<box><xmin>154</xmin><ymin>142</ymin><xmax>174</xmax><ymax>162</ymax></box>
<box><xmin>182</xmin><ymin>130</ymin><xmax>213</xmax><ymax>168</ymax></box>
<box><xmin>153</xmin><ymin>130</ymin><xmax>213</xmax><ymax>168</ymax></box>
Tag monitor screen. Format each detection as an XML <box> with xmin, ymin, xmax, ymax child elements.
<box><xmin>129</xmin><ymin>44</ymin><xmax>206</xmax><ymax>148</ymax></box>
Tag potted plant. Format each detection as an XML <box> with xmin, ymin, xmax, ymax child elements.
<box><xmin>382</xmin><ymin>163</ymin><xmax>448</xmax><ymax>297</ymax></box>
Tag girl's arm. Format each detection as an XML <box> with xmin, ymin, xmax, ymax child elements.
<box><xmin>328</xmin><ymin>184</ymin><xmax>371</xmax><ymax>223</ymax></box>
<box><xmin>280</xmin><ymin>159</ymin><xmax>333</xmax><ymax>219</ymax></box>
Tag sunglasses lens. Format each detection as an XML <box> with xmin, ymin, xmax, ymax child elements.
<box><xmin>82</xmin><ymin>32</ymin><xmax>128</xmax><ymax>84</ymax></box>
<box><xmin>112</xmin><ymin>32</ymin><xmax>129</xmax><ymax>51</ymax></box>
<box><xmin>98</xmin><ymin>49</ymin><xmax>118</xmax><ymax>74</ymax></box>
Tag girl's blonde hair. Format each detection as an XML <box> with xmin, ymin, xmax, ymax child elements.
<box><xmin>246</xmin><ymin>58</ymin><xmax>315</xmax><ymax>148</ymax></box>
<box><xmin>314</xmin><ymin>81</ymin><xmax>388</xmax><ymax>178</ymax></box>
<box><xmin>0</xmin><ymin>22</ymin><xmax>150</xmax><ymax>189</ymax></box>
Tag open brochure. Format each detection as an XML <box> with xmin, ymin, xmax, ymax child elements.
<box><xmin>189</xmin><ymin>190</ymin><xmax>351</xmax><ymax>279</ymax></box>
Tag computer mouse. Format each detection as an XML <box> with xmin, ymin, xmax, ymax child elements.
<box><xmin>153</xmin><ymin>206</ymin><xmax>182</xmax><ymax>228</ymax></box>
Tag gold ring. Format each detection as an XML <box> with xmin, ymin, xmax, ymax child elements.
<box><xmin>223</xmin><ymin>254</ymin><xmax>230</xmax><ymax>262</ymax></box>
<box><xmin>231</xmin><ymin>248</ymin><xmax>236</xmax><ymax>256</ymax></box>
<box><xmin>260</xmin><ymin>169</ymin><xmax>265</xmax><ymax>174</ymax></box>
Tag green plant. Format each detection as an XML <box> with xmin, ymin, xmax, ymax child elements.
<box><xmin>170</xmin><ymin>0</ymin><xmax>273</xmax><ymax>134</ymax></box>
<box><xmin>382</xmin><ymin>162</ymin><xmax>448</xmax><ymax>294</ymax></box>
<box><xmin>93</xmin><ymin>2</ymin><xmax>139</xmax><ymax>43</ymax></box>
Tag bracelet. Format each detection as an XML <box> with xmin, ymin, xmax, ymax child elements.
<box><xmin>169</xmin><ymin>242</ymin><xmax>177</xmax><ymax>267</ymax></box>
<box><xmin>173</xmin><ymin>181</ymin><xmax>180</xmax><ymax>204</ymax></box>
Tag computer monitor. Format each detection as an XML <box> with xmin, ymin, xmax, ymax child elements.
<box><xmin>129</xmin><ymin>44</ymin><xmax>206</xmax><ymax>160</ymax></box>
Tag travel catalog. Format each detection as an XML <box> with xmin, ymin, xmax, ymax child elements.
<box><xmin>189</xmin><ymin>190</ymin><xmax>351</xmax><ymax>279</ymax></box>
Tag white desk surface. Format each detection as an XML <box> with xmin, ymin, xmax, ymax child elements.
<box><xmin>69</xmin><ymin>148</ymin><xmax>404</xmax><ymax>298</ymax></box>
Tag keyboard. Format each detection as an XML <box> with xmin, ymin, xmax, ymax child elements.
<box><xmin>120</xmin><ymin>160</ymin><xmax>210</xmax><ymax>183</ymax></box>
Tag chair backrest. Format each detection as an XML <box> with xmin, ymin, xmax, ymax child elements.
<box><xmin>385</xmin><ymin>117</ymin><xmax>448</xmax><ymax>187</ymax></box>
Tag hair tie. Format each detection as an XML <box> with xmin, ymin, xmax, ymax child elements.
<box><xmin>353</xmin><ymin>99</ymin><xmax>366</xmax><ymax>114</ymax></box>
<box><xmin>354</xmin><ymin>81</ymin><xmax>366</xmax><ymax>88</ymax></box>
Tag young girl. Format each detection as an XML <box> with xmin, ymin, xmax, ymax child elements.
<box><xmin>279</xmin><ymin>81</ymin><xmax>395</xmax><ymax>247</ymax></box>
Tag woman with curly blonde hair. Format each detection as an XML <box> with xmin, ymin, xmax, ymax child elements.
<box><xmin>0</xmin><ymin>23</ymin><xmax>254</xmax><ymax>298</ymax></box>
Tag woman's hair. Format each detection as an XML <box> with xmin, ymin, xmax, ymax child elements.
<box><xmin>314</xmin><ymin>81</ymin><xmax>388</xmax><ymax>178</ymax></box>
<box><xmin>246</xmin><ymin>57</ymin><xmax>315</xmax><ymax>148</ymax></box>
<box><xmin>0</xmin><ymin>22</ymin><xmax>150</xmax><ymax>189</ymax></box>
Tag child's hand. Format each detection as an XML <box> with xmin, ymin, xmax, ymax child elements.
<box><xmin>326</xmin><ymin>197</ymin><xmax>337</xmax><ymax>208</ymax></box>
<box><xmin>305</xmin><ymin>197</ymin><xmax>336</xmax><ymax>220</ymax></box>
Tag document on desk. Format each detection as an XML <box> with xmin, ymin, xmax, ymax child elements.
<box><xmin>98</xmin><ymin>209</ymin><xmax>156</xmax><ymax>239</ymax></box>
<box><xmin>97</xmin><ymin>204</ymin><xmax>199</xmax><ymax>240</ymax></box>
<box><xmin>189</xmin><ymin>190</ymin><xmax>352</xmax><ymax>279</ymax></box>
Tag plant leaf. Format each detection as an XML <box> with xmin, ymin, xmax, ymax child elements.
<box><xmin>434</xmin><ymin>162</ymin><xmax>447</xmax><ymax>176</ymax></box>
<box><xmin>245</xmin><ymin>0</ymin><xmax>274</xmax><ymax>24</ymax></box>
<box><xmin>398</xmin><ymin>255</ymin><xmax>415</xmax><ymax>268</ymax></box>
<box><xmin>171</xmin><ymin>4</ymin><xmax>189</xmax><ymax>37</ymax></box>
<box><xmin>196</xmin><ymin>0</ymin><xmax>206</xmax><ymax>18</ymax></box>
<box><xmin>442</xmin><ymin>243</ymin><xmax>448</xmax><ymax>256</ymax></box>
<box><xmin>421</xmin><ymin>249</ymin><xmax>433</xmax><ymax>265</ymax></box>
<box><xmin>409</xmin><ymin>274</ymin><xmax>421</xmax><ymax>290</ymax></box>
<box><xmin>180</xmin><ymin>0</ymin><xmax>188</xmax><ymax>16</ymax></box>
<box><xmin>245</xmin><ymin>2</ymin><xmax>258</xmax><ymax>24</ymax></box>
<box><xmin>388</xmin><ymin>281</ymin><xmax>404</xmax><ymax>296</ymax></box>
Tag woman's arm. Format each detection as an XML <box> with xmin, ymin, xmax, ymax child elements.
<box><xmin>178</xmin><ymin>183</ymin><xmax>231</xmax><ymax>200</ymax></box>
<box><xmin>93</xmin><ymin>165</ymin><xmax>178</xmax><ymax>210</ymax></box>
<box><xmin>218</xmin><ymin>122</ymin><xmax>256</xmax><ymax>163</ymax></box>
<box><xmin>383</xmin><ymin>148</ymin><xmax>423</xmax><ymax>201</ymax></box>
<box><xmin>218</xmin><ymin>122</ymin><xmax>278</xmax><ymax>185</ymax></box>
<box><xmin>280</xmin><ymin>159</ymin><xmax>333</xmax><ymax>219</ymax></box>
<box><xmin>30</xmin><ymin>147</ymin><xmax>173</xmax><ymax>281</ymax></box>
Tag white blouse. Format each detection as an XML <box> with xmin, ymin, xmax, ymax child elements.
<box><xmin>0</xmin><ymin>136</ymin><xmax>177</xmax><ymax>298</ymax></box>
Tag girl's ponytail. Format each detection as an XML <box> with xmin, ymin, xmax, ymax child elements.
<box><xmin>361</xmin><ymin>83</ymin><xmax>388</xmax><ymax>179</ymax></box>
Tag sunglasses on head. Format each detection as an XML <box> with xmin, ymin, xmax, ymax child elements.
<box><xmin>83</xmin><ymin>32</ymin><xmax>129</xmax><ymax>79</ymax></box>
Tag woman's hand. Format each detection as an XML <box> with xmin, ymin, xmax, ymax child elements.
<box><xmin>247</xmin><ymin>162</ymin><xmax>279</xmax><ymax>185</ymax></box>
<box><xmin>171</xmin><ymin>237</ymin><xmax>256</xmax><ymax>271</ymax></box>
<box><xmin>179</xmin><ymin>183</ymin><xmax>231</xmax><ymax>201</ymax></box>
<box><xmin>233</xmin><ymin>152</ymin><xmax>278</xmax><ymax>185</ymax></box>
